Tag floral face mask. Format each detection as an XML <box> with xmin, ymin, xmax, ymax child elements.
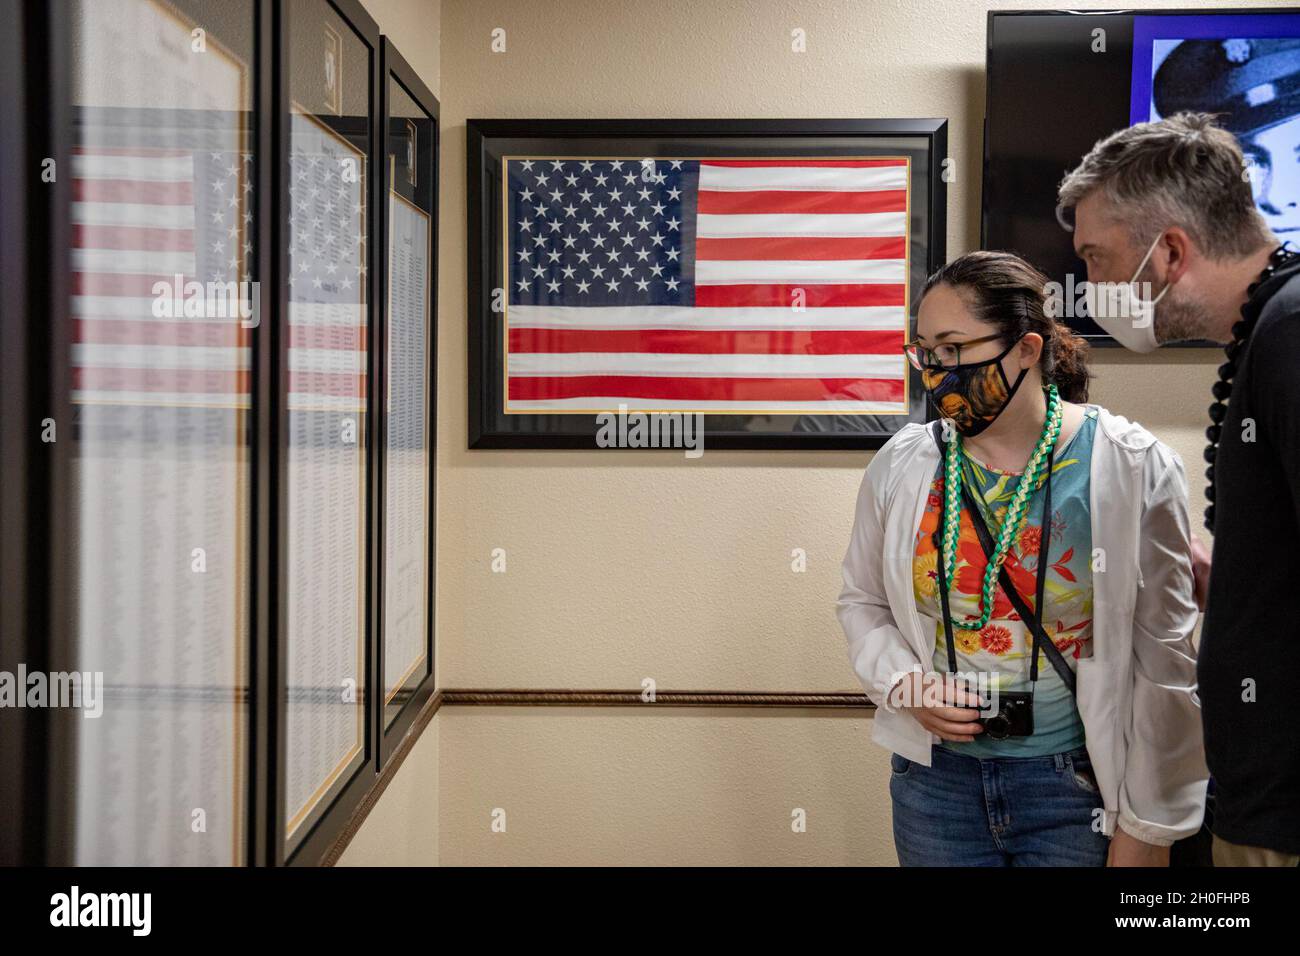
<box><xmin>920</xmin><ymin>337</ymin><xmax>1028</xmax><ymax>437</ymax></box>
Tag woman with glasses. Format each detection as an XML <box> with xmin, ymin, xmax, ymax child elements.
<box><xmin>837</xmin><ymin>250</ymin><xmax>1207</xmax><ymax>866</ymax></box>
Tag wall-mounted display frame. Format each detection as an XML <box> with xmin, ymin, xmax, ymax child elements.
<box><xmin>1</xmin><ymin>0</ymin><xmax>438</xmax><ymax>867</ymax></box>
<box><xmin>65</xmin><ymin>0</ymin><xmax>257</xmax><ymax>867</ymax></box>
<box><xmin>275</xmin><ymin>0</ymin><xmax>381</xmax><ymax>866</ymax></box>
<box><xmin>467</xmin><ymin>119</ymin><xmax>948</xmax><ymax>450</ymax></box>
<box><xmin>377</xmin><ymin>38</ymin><xmax>438</xmax><ymax>769</ymax></box>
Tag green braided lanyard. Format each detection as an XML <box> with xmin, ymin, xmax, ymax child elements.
<box><xmin>939</xmin><ymin>383</ymin><xmax>1063</xmax><ymax>631</ymax></box>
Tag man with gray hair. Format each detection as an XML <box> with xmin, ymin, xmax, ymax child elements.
<box><xmin>1057</xmin><ymin>111</ymin><xmax>1300</xmax><ymax>867</ymax></box>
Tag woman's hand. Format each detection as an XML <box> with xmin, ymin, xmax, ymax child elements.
<box><xmin>888</xmin><ymin>671</ymin><xmax>986</xmax><ymax>742</ymax></box>
<box><xmin>1107</xmin><ymin>828</ymin><xmax>1170</xmax><ymax>866</ymax></box>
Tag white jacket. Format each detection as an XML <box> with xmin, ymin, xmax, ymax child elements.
<box><xmin>836</xmin><ymin>408</ymin><xmax>1208</xmax><ymax>846</ymax></box>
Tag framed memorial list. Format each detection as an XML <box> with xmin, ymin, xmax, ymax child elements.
<box><xmin>66</xmin><ymin>0</ymin><xmax>255</xmax><ymax>866</ymax></box>
<box><xmin>468</xmin><ymin>119</ymin><xmax>948</xmax><ymax>450</ymax></box>
<box><xmin>378</xmin><ymin>40</ymin><xmax>437</xmax><ymax>763</ymax></box>
<box><xmin>281</xmin><ymin>0</ymin><xmax>378</xmax><ymax>860</ymax></box>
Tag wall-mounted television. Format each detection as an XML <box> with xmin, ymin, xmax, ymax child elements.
<box><xmin>983</xmin><ymin>8</ymin><xmax>1300</xmax><ymax>342</ymax></box>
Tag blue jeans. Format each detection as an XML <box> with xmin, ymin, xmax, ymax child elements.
<box><xmin>889</xmin><ymin>744</ymin><xmax>1111</xmax><ymax>866</ymax></box>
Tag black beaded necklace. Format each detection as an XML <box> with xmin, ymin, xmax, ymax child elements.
<box><xmin>1203</xmin><ymin>241</ymin><xmax>1300</xmax><ymax>533</ymax></box>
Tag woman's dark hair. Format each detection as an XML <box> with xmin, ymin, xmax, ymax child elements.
<box><xmin>920</xmin><ymin>250</ymin><xmax>1092</xmax><ymax>403</ymax></box>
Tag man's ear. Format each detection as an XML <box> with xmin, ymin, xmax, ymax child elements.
<box><xmin>1018</xmin><ymin>331</ymin><xmax>1044</xmax><ymax>369</ymax></box>
<box><xmin>1162</xmin><ymin>227</ymin><xmax>1195</xmax><ymax>284</ymax></box>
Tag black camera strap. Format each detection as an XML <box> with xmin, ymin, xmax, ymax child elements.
<box><xmin>929</xmin><ymin>421</ymin><xmax>1076</xmax><ymax>696</ymax></box>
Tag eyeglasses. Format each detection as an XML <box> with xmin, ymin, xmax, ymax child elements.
<box><xmin>902</xmin><ymin>333</ymin><xmax>1006</xmax><ymax>371</ymax></box>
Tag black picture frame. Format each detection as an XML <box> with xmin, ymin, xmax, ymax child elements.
<box><xmin>377</xmin><ymin>38</ymin><xmax>438</xmax><ymax>771</ymax></box>
<box><xmin>0</xmin><ymin>0</ymin><xmax>35</xmax><ymax>867</ymax></box>
<box><xmin>468</xmin><ymin>119</ymin><xmax>948</xmax><ymax>450</ymax></box>
<box><xmin>274</xmin><ymin>0</ymin><xmax>382</xmax><ymax>868</ymax></box>
<box><xmin>0</xmin><ymin>0</ymin><xmax>78</xmax><ymax>866</ymax></box>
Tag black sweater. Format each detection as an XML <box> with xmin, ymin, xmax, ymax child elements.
<box><xmin>1199</xmin><ymin>263</ymin><xmax>1300</xmax><ymax>855</ymax></box>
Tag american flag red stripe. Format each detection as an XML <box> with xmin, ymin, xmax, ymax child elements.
<box><xmin>694</xmin><ymin>235</ymin><xmax>905</xmax><ymax>260</ymax></box>
<box><xmin>74</xmin><ymin>224</ymin><xmax>195</xmax><ymax>252</ymax></box>
<box><xmin>701</xmin><ymin>158</ymin><xmax>906</xmax><ymax>167</ymax></box>
<box><xmin>74</xmin><ymin>272</ymin><xmax>197</xmax><ymax>296</ymax></box>
<box><xmin>74</xmin><ymin>366</ymin><xmax>250</xmax><ymax>394</ymax></box>
<box><xmin>509</xmin><ymin>375</ymin><xmax>906</xmax><ymax>404</ymax></box>
<box><xmin>504</xmin><ymin>155</ymin><xmax>910</xmax><ymax>415</ymax></box>
<box><xmin>71</xmin><ymin>318</ymin><xmax>361</xmax><ymax>352</ymax></box>
<box><xmin>73</xmin><ymin>178</ymin><xmax>194</xmax><ymax>205</ymax></box>
<box><xmin>694</xmin><ymin>283</ymin><xmax>906</xmax><ymax>308</ymax></box>
<box><xmin>508</xmin><ymin>327</ymin><xmax>903</xmax><ymax>355</ymax></box>
<box><xmin>696</xmin><ymin>188</ymin><xmax>907</xmax><ymax>215</ymax></box>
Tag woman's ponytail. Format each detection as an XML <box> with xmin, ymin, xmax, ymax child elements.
<box><xmin>1043</xmin><ymin>320</ymin><xmax>1092</xmax><ymax>403</ymax></box>
<box><xmin>921</xmin><ymin>250</ymin><xmax>1093</xmax><ymax>403</ymax></box>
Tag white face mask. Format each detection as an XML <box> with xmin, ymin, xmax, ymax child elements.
<box><xmin>1083</xmin><ymin>232</ymin><xmax>1171</xmax><ymax>353</ymax></box>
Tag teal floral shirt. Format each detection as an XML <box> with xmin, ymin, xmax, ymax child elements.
<box><xmin>912</xmin><ymin>406</ymin><xmax>1099</xmax><ymax>757</ymax></box>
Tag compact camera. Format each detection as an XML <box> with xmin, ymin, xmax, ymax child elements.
<box><xmin>959</xmin><ymin>691</ymin><xmax>1034</xmax><ymax>739</ymax></box>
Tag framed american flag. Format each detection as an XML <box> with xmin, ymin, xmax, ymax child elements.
<box><xmin>468</xmin><ymin>119</ymin><xmax>947</xmax><ymax>450</ymax></box>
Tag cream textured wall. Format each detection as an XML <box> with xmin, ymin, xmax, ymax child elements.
<box><xmin>353</xmin><ymin>0</ymin><xmax>1230</xmax><ymax>866</ymax></box>
<box><xmin>361</xmin><ymin>0</ymin><xmax>442</xmax><ymax>83</ymax></box>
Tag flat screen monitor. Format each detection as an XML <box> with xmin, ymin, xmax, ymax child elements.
<box><xmin>983</xmin><ymin>8</ymin><xmax>1300</xmax><ymax>342</ymax></box>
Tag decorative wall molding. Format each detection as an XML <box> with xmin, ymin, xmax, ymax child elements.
<box><xmin>321</xmin><ymin>688</ymin><xmax>874</xmax><ymax>864</ymax></box>
<box><xmin>439</xmin><ymin>689</ymin><xmax>873</xmax><ymax>708</ymax></box>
